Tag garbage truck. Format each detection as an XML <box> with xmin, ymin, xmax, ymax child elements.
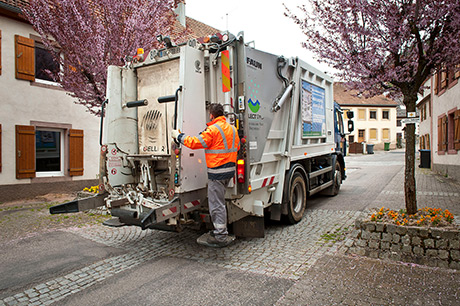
<box><xmin>51</xmin><ymin>32</ymin><xmax>353</xmax><ymax>237</ymax></box>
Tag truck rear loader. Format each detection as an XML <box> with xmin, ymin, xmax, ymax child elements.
<box><xmin>51</xmin><ymin>32</ymin><xmax>353</xmax><ymax>238</ymax></box>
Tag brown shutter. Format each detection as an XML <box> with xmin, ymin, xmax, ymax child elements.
<box><xmin>454</xmin><ymin>110</ymin><xmax>460</xmax><ymax>150</ymax></box>
<box><xmin>442</xmin><ymin>116</ymin><xmax>448</xmax><ymax>151</ymax></box>
<box><xmin>434</xmin><ymin>72</ymin><xmax>438</xmax><ymax>94</ymax></box>
<box><xmin>438</xmin><ymin>117</ymin><xmax>442</xmax><ymax>152</ymax></box>
<box><xmin>16</xmin><ymin>125</ymin><xmax>36</xmax><ymax>179</ymax></box>
<box><xmin>15</xmin><ymin>35</ymin><xmax>35</xmax><ymax>81</ymax></box>
<box><xmin>69</xmin><ymin>129</ymin><xmax>84</xmax><ymax>176</ymax></box>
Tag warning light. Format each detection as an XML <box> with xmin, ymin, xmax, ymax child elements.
<box><xmin>237</xmin><ymin>159</ymin><xmax>245</xmax><ymax>183</ymax></box>
<box><xmin>248</xmin><ymin>185</ymin><xmax>252</xmax><ymax>193</ymax></box>
<box><xmin>137</xmin><ymin>48</ymin><xmax>144</xmax><ymax>55</ymax></box>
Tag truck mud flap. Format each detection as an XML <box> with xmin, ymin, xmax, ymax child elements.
<box><xmin>232</xmin><ymin>216</ymin><xmax>265</xmax><ymax>238</ymax></box>
<box><xmin>49</xmin><ymin>193</ymin><xmax>106</xmax><ymax>214</ymax></box>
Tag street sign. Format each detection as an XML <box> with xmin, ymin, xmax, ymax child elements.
<box><xmin>401</xmin><ymin>118</ymin><xmax>420</xmax><ymax>124</ymax></box>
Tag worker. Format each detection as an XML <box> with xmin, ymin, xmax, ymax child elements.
<box><xmin>171</xmin><ymin>103</ymin><xmax>240</xmax><ymax>247</ymax></box>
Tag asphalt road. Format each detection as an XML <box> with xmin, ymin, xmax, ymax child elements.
<box><xmin>307</xmin><ymin>150</ymin><xmax>405</xmax><ymax>211</ymax></box>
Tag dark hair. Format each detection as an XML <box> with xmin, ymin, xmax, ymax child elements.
<box><xmin>209</xmin><ymin>103</ymin><xmax>224</xmax><ymax>117</ymax></box>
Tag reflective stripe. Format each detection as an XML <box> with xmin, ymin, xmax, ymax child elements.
<box><xmin>208</xmin><ymin>166</ymin><xmax>236</xmax><ymax>174</ymax></box>
<box><xmin>213</xmin><ymin>223</ymin><xmax>226</xmax><ymax>229</ymax></box>
<box><xmin>205</xmin><ymin>123</ymin><xmax>238</xmax><ymax>154</ymax></box>
<box><xmin>198</xmin><ymin>135</ymin><xmax>208</xmax><ymax>148</ymax></box>
<box><xmin>205</xmin><ymin>148</ymin><xmax>238</xmax><ymax>154</ymax></box>
<box><xmin>213</xmin><ymin>124</ymin><xmax>229</xmax><ymax>150</ymax></box>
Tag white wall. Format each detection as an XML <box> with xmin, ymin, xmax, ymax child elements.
<box><xmin>432</xmin><ymin>79</ymin><xmax>460</xmax><ymax>168</ymax></box>
<box><xmin>0</xmin><ymin>17</ymin><xmax>100</xmax><ymax>185</ymax></box>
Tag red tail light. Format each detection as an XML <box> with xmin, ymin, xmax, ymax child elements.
<box><xmin>237</xmin><ymin>159</ymin><xmax>245</xmax><ymax>183</ymax></box>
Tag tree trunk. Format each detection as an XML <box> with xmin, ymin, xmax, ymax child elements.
<box><xmin>403</xmin><ymin>94</ymin><xmax>418</xmax><ymax>215</ymax></box>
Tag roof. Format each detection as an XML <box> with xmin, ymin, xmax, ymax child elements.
<box><xmin>172</xmin><ymin>17</ymin><xmax>220</xmax><ymax>43</ymax></box>
<box><xmin>334</xmin><ymin>82</ymin><xmax>398</xmax><ymax>107</ymax></box>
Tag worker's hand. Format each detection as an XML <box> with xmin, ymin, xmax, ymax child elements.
<box><xmin>171</xmin><ymin>129</ymin><xmax>180</xmax><ymax>140</ymax></box>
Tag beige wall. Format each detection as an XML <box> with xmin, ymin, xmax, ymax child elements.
<box><xmin>0</xmin><ymin>17</ymin><xmax>100</xmax><ymax>187</ymax></box>
<box><xmin>345</xmin><ymin>106</ymin><xmax>397</xmax><ymax>150</ymax></box>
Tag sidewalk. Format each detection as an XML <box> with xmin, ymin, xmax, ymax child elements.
<box><xmin>277</xmin><ymin>157</ymin><xmax>460</xmax><ymax>305</ymax></box>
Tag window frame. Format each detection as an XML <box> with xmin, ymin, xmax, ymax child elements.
<box><xmin>369</xmin><ymin>110</ymin><xmax>377</xmax><ymax>120</ymax></box>
<box><xmin>358</xmin><ymin>109</ymin><xmax>366</xmax><ymax>120</ymax></box>
<box><xmin>369</xmin><ymin>128</ymin><xmax>378</xmax><ymax>140</ymax></box>
<box><xmin>35</xmin><ymin>127</ymin><xmax>65</xmax><ymax>178</ymax></box>
<box><xmin>382</xmin><ymin>128</ymin><xmax>390</xmax><ymax>140</ymax></box>
<box><xmin>382</xmin><ymin>109</ymin><xmax>390</xmax><ymax>120</ymax></box>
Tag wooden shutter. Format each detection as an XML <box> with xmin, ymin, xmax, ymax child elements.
<box><xmin>441</xmin><ymin>116</ymin><xmax>448</xmax><ymax>151</ymax></box>
<box><xmin>69</xmin><ymin>129</ymin><xmax>84</xmax><ymax>176</ymax></box>
<box><xmin>16</xmin><ymin>125</ymin><xmax>36</xmax><ymax>179</ymax></box>
<box><xmin>15</xmin><ymin>35</ymin><xmax>35</xmax><ymax>81</ymax></box>
<box><xmin>454</xmin><ymin>110</ymin><xmax>460</xmax><ymax>150</ymax></box>
<box><xmin>438</xmin><ymin>117</ymin><xmax>442</xmax><ymax>151</ymax></box>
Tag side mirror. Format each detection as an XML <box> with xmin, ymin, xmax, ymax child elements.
<box><xmin>346</xmin><ymin>111</ymin><xmax>354</xmax><ymax>119</ymax></box>
<box><xmin>348</xmin><ymin>120</ymin><xmax>354</xmax><ymax>133</ymax></box>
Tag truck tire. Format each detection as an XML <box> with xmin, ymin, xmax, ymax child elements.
<box><xmin>323</xmin><ymin>161</ymin><xmax>342</xmax><ymax>196</ymax></box>
<box><xmin>285</xmin><ymin>172</ymin><xmax>307</xmax><ymax>224</ymax></box>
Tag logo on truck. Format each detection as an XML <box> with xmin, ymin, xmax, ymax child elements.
<box><xmin>248</xmin><ymin>98</ymin><xmax>260</xmax><ymax>113</ymax></box>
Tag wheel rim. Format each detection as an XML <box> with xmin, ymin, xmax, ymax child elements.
<box><xmin>293</xmin><ymin>183</ymin><xmax>304</xmax><ymax>214</ymax></box>
<box><xmin>335</xmin><ymin>169</ymin><xmax>342</xmax><ymax>187</ymax></box>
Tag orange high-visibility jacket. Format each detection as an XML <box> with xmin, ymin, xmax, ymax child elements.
<box><xmin>178</xmin><ymin>116</ymin><xmax>240</xmax><ymax>180</ymax></box>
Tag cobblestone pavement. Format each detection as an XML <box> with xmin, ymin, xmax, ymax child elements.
<box><xmin>0</xmin><ymin>209</ymin><xmax>363</xmax><ymax>306</ymax></box>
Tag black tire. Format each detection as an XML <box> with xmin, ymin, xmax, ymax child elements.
<box><xmin>285</xmin><ymin>172</ymin><xmax>307</xmax><ymax>224</ymax></box>
<box><xmin>324</xmin><ymin>161</ymin><xmax>342</xmax><ymax>196</ymax></box>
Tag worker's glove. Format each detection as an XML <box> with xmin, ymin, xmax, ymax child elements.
<box><xmin>171</xmin><ymin>129</ymin><xmax>180</xmax><ymax>140</ymax></box>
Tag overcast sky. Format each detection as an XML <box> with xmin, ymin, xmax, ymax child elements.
<box><xmin>185</xmin><ymin>0</ymin><xmax>334</xmax><ymax>76</ymax></box>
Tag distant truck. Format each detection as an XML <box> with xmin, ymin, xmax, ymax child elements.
<box><xmin>51</xmin><ymin>32</ymin><xmax>353</xmax><ymax>237</ymax></box>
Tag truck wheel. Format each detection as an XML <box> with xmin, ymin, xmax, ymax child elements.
<box><xmin>324</xmin><ymin>161</ymin><xmax>342</xmax><ymax>196</ymax></box>
<box><xmin>285</xmin><ymin>172</ymin><xmax>307</xmax><ymax>224</ymax></box>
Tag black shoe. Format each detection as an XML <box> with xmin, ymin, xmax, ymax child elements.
<box><xmin>196</xmin><ymin>232</ymin><xmax>235</xmax><ymax>248</ymax></box>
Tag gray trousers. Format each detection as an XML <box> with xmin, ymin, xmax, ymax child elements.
<box><xmin>208</xmin><ymin>179</ymin><xmax>230</xmax><ymax>241</ymax></box>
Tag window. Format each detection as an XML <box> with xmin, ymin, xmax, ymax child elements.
<box><xmin>349</xmin><ymin>135</ymin><xmax>355</xmax><ymax>143</ymax></box>
<box><xmin>35</xmin><ymin>43</ymin><xmax>59</xmax><ymax>82</ymax></box>
<box><xmin>15</xmin><ymin>125</ymin><xmax>84</xmax><ymax>179</ymax></box>
<box><xmin>435</xmin><ymin>64</ymin><xmax>460</xmax><ymax>95</ymax></box>
<box><xmin>358</xmin><ymin>129</ymin><xmax>365</xmax><ymax>142</ymax></box>
<box><xmin>447</xmin><ymin>109</ymin><xmax>460</xmax><ymax>153</ymax></box>
<box><xmin>382</xmin><ymin>128</ymin><xmax>390</xmax><ymax>140</ymax></box>
<box><xmin>382</xmin><ymin>110</ymin><xmax>389</xmax><ymax>120</ymax></box>
<box><xmin>35</xmin><ymin>129</ymin><xmax>63</xmax><ymax>176</ymax></box>
<box><xmin>369</xmin><ymin>129</ymin><xmax>377</xmax><ymax>140</ymax></box>
<box><xmin>397</xmin><ymin>119</ymin><xmax>402</xmax><ymax>127</ymax></box>
<box><xmin>369</xmin><ymin>110</ymin><xmax>377</xmax><ymax>120</ymax></box>
<box><xmin>15</xmin><ymin>35</ymin><xmax>60</xmax><ymax>84</ymax></box>
<box><xmin>358</xmin><ymin>109</ymin><xmax>366</xmax><ymax>120</ymax></box>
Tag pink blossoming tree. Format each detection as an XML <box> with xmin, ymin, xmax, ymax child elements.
<box><xmin>24</xmin><ymin>0</ymin><xmax>179</xmax><ymax>115</ymax></box>
<box><xmin>286</xmin><ymin>0</ymin><xmax>460</xmax><ymax>214</ymax></box>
